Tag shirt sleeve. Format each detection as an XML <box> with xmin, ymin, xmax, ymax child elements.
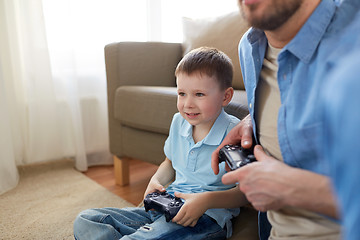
<box><xmin>163</xmin><ymin>113</ymin><xmax>180</xmax><ymax>161</ymax></box>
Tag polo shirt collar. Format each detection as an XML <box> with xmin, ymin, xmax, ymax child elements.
<box><xmin>284</xmin><ymin>0</ymin><xmax>336</xmax><ymax>63</ymax></box>
<box><xmin>246</xmin><ymin>0</ymin><xmax>336</xmax><ymax>64</ymax></box>
<box><xmin>179</xmin><ymin>109</ymin><xmax>231</xmax><ymax>146</ymax></box>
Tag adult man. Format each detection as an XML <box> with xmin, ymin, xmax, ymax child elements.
<box><xmin>211</xmin><ymin>0</ymin><xmax>360</xmax><ymax>239</ymax></box>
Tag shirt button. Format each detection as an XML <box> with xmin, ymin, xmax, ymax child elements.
<box><xmin>249</xmin><ymin>103</ymin><xmax>252</xmax><ymax>109</ymax></box>
<box><xmin>190</xmin><ymin>151</ymin><xmax>194</xmax><ymax>155</ymax></box>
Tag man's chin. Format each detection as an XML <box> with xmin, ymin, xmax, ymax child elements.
<box><xmin>241</xmin><ymin>0</ymin><xmax>263</xmax><ymax>6</ymax></box>
<box><xmin>240</xmin><ymin>0</ymin><xmax>303</xmax><ymax>31</ymax></box>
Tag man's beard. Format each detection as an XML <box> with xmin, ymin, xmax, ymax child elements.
<box><xmin>239</xmin><ymin>0</ymin><xmax>303</xmax><ymax>31</ymax></box>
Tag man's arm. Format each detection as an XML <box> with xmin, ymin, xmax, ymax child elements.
<box><xmin>222</xmin><ymin>145</ymin><xmax>339</xmax><ymax>219</ymax></box>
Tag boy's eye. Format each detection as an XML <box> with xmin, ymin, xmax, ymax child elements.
<box><xmin>196</xmin><ymin>93</ymin><xmax>205</xmax><ymax>97</ymax></box>
<box><xmin>178</xmin><ymin>92</ymin><xmax>185</xmax><ymax>96</ymax></box>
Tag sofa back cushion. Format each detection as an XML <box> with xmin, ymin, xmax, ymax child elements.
<box><xmin>182</xmin><ymin>11</ymin><xmax>249</xmax><ymax>90</ymax></box>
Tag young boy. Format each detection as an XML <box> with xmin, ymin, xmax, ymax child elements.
<box><xmin>74</xmin><ymin>47</ymin><xmax>244</xmax><ymax>240</ymax></box>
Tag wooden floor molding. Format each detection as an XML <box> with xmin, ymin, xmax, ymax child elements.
<box><xmin>82</xmin><ymin>159</ymin><xmax>158</xmax><ymax>206</ymax></box>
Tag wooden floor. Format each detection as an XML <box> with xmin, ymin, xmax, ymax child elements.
<box><xmin>82</xmin><ymin>159</ymin><xmax>158</xmax><ymax>206</ymax></box>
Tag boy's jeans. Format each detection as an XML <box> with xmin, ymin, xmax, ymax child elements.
<box><xmin>74</xmin><ymin>207</ymin><xmax>227</xmax><ymax>240</ymax></box>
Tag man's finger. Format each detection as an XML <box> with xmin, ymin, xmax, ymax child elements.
<box><xmin>241</xmin><ymin>131</ymin><xmax>253</xmax><ymax>149</ymax></box>
<box><xmin>253</xmin><ymin>145</ymin><xmax>268</xmax><ymax>162</ymax></box>
<box><xmin>222</xmin><ymin>169</ymin><xmax>243</xmax><ymax>185</ymax></box>
<box><xmin>225</xmin><ymin>163</ymin><xmax>231</xmax><ymax>172</ymax></box>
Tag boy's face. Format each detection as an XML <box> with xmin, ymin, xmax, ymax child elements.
<box><xmin>176</xmin><ymin>72</ymin><xmax>228</xmax><ymax>130</ymax></box>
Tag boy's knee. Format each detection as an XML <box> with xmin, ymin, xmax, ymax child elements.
<box><xmin>75</xmin><ymin>209</ymin><xmax>95</xmax><ymax>222</ymax></box>
<box><xmin>73</xmin><ymin>209</ymin><xmax>100</xmax><ymax>233</ymax></box>
<box><xmin>74</xmin><ymin>210</ymin><xmax>89</xmax><ymax>234</ymax></box>
<box><xmin>74</xmin><ymin>208</ymin><xmax>115</xmax><ymax>240</ymax></box>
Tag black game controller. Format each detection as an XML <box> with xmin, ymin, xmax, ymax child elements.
<box><xmin>218</xmin><ymin>144</ymin><xmax>256</xmax><ymax>170</ymax></box>
<box><xmin>144</xmin><ymin>191</ymin><xmax>184</xmax><ymax>222</ymax></box>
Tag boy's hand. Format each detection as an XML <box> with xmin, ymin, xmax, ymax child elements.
<box><xmin>171</xmin><ymin>192</ymin><xmax>208</xmax><ymax>227</ymax></box>
<box><xmin>143</xmin><ymin>179</ymin><xmax>166</xmax><ymax>199</ymax></box>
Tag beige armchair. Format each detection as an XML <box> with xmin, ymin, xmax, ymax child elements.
<box><xmin>105</xmin><ymin>41</ymin><xmax>249</xmax><ymax>185</ymax></box>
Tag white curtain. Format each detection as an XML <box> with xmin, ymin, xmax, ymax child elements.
<box><xmin>0</xmin><ymin>0</ymin><xmax>117</xmax><ymax>194</ymax></box>
<box><xmin>1</xmin><ymin>0</ymin><xmax>54</xmax><ymax>194</ymax></box>
<box><xmin>0</xmin><ymin>0</ymin><xmax>238</xmax><ymax>195</ymax></box>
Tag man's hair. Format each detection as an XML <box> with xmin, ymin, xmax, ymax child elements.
<box><xmin>175</xmin><ymin>47</ymin><xmax>233</xmax><ymax>90</ymax></box>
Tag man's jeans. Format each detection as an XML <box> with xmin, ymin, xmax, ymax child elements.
<box><xmin>74</xmin><ymin>207</ymin><xmax>227</xmax><ymax>240</ymax></box>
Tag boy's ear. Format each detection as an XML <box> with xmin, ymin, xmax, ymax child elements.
<box><xmin>222</xmin><ymin>87</ymin><xmax>234</xmax><ymax>106</ymax></box>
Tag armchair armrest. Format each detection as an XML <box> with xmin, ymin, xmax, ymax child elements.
<box><xmin>105</xmin><ymin>41</ymin><xmax>182</xmax><ymax>126</ymax></box>
<box><xmin>105</xmin><ymin>41</ymin><xmax>183</xmax><ymax>162</ymax></box>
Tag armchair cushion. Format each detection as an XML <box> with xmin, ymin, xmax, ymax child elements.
<box><xmin>115</xmin><ymin>86</ymin><xmax>178</xmax><ymax>134</ymax></box>
<box><xmin>115</xmin><ymin>86</ymin><xmax>248</xmax><ymax>135</ymax></box>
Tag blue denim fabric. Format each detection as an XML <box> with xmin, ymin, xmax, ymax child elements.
<box><xmin>258</xmin><ymin>211</ymin><xmax>271</xmax><ymax>240</ymax></box>
<box><xmin>74</xmin><ymin>207</ymin><xmax>226</xmax><ymax>240</ymax></box>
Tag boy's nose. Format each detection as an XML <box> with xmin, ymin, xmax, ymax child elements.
<box><xmin>184</xmin><ymin>97</ymin><xmax>194</xmax><ymax>108</ymax></box>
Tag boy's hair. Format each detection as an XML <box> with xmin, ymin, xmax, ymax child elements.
<box><xmin>175</xmin><ymin>47</ymin><xmax>233</xmax><ymax>90</ymax></box>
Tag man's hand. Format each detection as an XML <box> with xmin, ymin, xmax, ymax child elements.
<box><xmin>222</xmin><ymin>145</ymin><xmax>339</xmax><ymax>218</ymax></box>
<box><xmin>171</xmin><ymin>192</ymin><xmax>208</xmax><ymax>227</ymax></box>
<box><xmin>222</xmin><ymin>145</ymin><xmax>291</xmax><ymax>212</ymax></box>
<box><xmin>211</xmin><ymin>114</ymin><xmax>254</xmax><ymax>174</ymax></box>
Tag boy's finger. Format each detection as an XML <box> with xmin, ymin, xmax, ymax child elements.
<box><xmin>172</xmin><ymin>207</ymin><xmax>185</xmax><ymax>223</ymax></box>
<box><xmin>174</xmin><ymin>192</ymin><xmax>187</xmax><ymax>200</ymax></box>
<box><xmin>155</xmin><ymin>184</ymin><xmax>166</xmax><ymax>192</ymax></box>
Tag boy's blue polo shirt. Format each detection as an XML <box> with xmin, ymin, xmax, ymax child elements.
<box><xmin>164</xmin><ymin>109</ymin><xmax>240</xmax><ymax>238</ymax></box>
<box><xmin>238</xmin><ymin>0</ymin><xmax>360</xmax><ymax>175</ymax></box>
